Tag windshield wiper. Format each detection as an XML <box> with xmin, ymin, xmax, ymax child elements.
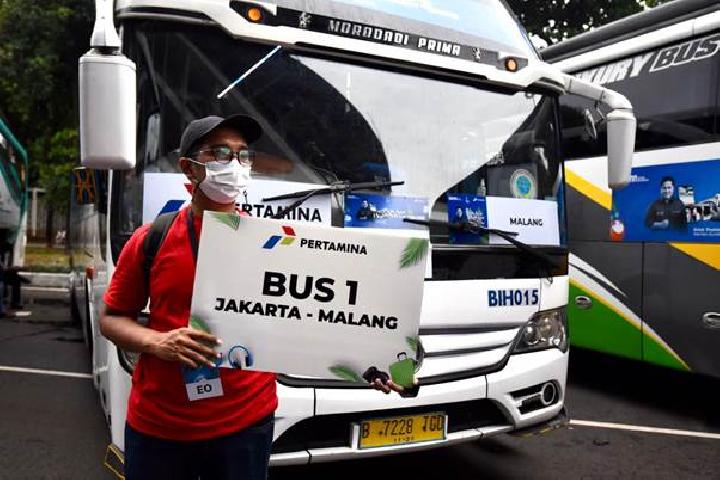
<box><xmin>403</xmin><ymin>218</ymin><xmax>560</xmax><ymax>270</ymax></box>
<box><xmin>264</xmin><ymin>180</ymin><xmax>405</xmax><ymax>219</ymax></box>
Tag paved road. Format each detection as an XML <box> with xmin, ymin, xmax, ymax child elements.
<box><xmin>0</xmin><ymin>305</ymin><xmax>110</xmax><ymax>479</ymax></box>
<box><xmin>1</xmin><ymin>302</ymin><xmax>718</xmax><ymax>479</ymax></box>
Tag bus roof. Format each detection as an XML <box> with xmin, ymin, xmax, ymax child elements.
<box><xmin>541</xmin><ymin>0</ymin><xmax>720</xmax><ymax>70</ymax></box>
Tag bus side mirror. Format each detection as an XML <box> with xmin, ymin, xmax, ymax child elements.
<box><xmin>79</xmin><ymin>50</ymin><xmax>137</xmax><ymax>169</ymax></box>
<box><xmin>606</xmin><ymin>109</ymin><xmax>636</xmax><ymax>190</ymax></box>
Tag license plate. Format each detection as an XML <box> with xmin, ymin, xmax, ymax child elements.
<box><xmin>357</xmin><ymin>412</ymin><xmax>446</xmax><ymax>449</ymax></box>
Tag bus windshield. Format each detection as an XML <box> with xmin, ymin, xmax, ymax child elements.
<box><xmin>115</xmin><ymin>22</ymin><xmax>564</xmax><ymax>253</ymax></box>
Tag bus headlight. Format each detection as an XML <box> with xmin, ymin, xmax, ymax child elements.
<box><xmin>513</xmin><ymin>307</ymin><xmax>568</xmax><ymax>354</ymax></box>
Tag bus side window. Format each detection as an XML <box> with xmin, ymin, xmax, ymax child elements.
<box><xmin>561</xmin><ymin>34</ymin><xmax>720</xmax><ymax>158</ymax></box>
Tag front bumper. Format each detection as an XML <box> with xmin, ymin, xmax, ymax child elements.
<box><xmin>104</xmin><ymin>349</ymin><xmax>568</xmax><ymax>476</ymax></box>
<box><xmin>271</xmin><ymin>348</ymin><xmax>568</xmax><ymax>466</ymax></box>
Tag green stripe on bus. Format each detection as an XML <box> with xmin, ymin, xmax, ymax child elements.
<box><xmin>642</xmin><ymin>337</ymin><xmax>690</xmax><ymax>372</ymax></box>
<box><xmin>568</xmin><ymin>284</ymin><xmax>689</xmax><ymax>371</ymax></box>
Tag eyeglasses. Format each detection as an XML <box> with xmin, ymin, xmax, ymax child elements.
<box><xmin>189</xmin><ymin>145</ymin><xmax>254</xmax><ymax>166</ymax></box>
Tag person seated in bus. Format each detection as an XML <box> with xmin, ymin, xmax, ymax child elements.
<box><xmin>644</xmin><ymin>176</ymin><xmax>687</xmax><ymax>230</ymax></box>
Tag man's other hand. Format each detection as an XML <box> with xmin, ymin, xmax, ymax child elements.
<box><xmin>150</xmin><ymin>327</ymin><xmax>221</xmax><ymax>369</ymax></box>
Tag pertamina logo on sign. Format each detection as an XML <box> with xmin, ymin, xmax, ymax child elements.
<box><xmin>263</xmin><ymin>226</ymin><xmax>296</xmax><ymax>249</ymax></box>
<box><xmin>262</xmin><ymin>225</ymin><xmax>369</xmax><ymax>255</ymax></box>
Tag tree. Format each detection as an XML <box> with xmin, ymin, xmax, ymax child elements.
<box><xmin>40</xmin><ymin>128</ymin><xmax>77</xmax><ymax>212</ymax></box>
<box><xmin>508</xmin><ymin>0</ymin><xmax>675</xmax><ymax>46</ymax></box>
<box><xmin>0</xmin><ymin>0</ymin><xmax>92</xmax><ymax>246</ymax></box>
<box><xmin>0</xmin><ymin>0</ymin><xmax>93</xmax><ymax>184</ymax></box>
<box><xmin>38</xmin><ymin>128</ymin><xmax>77</xmax><ymax>246</ymax></box>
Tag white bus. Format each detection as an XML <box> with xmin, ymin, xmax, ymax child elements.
<box><xmin>72</xmin><ymin>0</ymin><xmax>634</xmax><ymax>470</ymax></box>
<box><xmin>543</xmin><ymin>0</ymin><xmax>720</xmax><ymax>377</ymax></box>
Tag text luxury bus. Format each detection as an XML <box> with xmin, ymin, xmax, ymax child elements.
<box><xmin>543</xmin><ymin>0</ymin><xmax>720</xmax><ymax>378</ymax></box>
<box><xmin>74</xmin><ymin>0</ymin><xmax>634</xmax><ymax>470</ymax></box>
<box><xmin>0</xmin><ymin>115</ymin><xmax>28</xmax><ymax>267</ymax></box>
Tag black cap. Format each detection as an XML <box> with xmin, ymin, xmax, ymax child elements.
<box><xmin>179</xmin><ymin>114</ymin><xmax>263</xmax><ymax>157</ymax></box>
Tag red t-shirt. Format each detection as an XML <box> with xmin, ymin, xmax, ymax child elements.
<box><xmin>104</xmin><ymin>206</ymin><xmax>277</xmax><ymax>441</ymax></box>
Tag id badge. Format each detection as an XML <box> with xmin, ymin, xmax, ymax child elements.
<box><xmin>182</xmin><ymin>362</ymin><xmax>224</xmax><ymax>402</ymax></box>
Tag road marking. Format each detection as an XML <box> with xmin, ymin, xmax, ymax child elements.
<box><xmin>0</xmin><ymin>365</ymin><xmax>92</xmax><ymax>379</ymax></box>
<box><xmin>570</xmin><ymin>419</ymin><xmax>720</xmax><ymax>440</ymax></box>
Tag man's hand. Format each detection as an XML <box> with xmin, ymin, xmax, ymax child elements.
<box><xmin>370</xmin><ymin>377</ymin><xmax>406</xmax><ymax>395</ymax></box>
<box><xmin>149</xmin><ymin>327</ymin><xmax>221</xmax><ymax>369</ymax></box>
<box><xmin>363</xmin><ymin>366</ymin><xmax>419</xmax><ymax>396</ymax></box>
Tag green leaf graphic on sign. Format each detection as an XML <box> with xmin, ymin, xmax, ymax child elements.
<box><xmin>190</xmin><ymin>315</ymin><xmax>211</xmax><ymax>333</ymax></box>
<box><xmin>399</xmin><ymin>238</ymin><xmax>429</xmax><ymax>269</ymax></box>
<box><xmin>406</xmin><ymin>336</ymin><xmax>418</xmax><ymax>353</ymax></box>
<box><xmin>212</xmin><ymin>212</ymin><xmax>241</xmax><ymax>231</ymax></box>
<box><xmin>328</xmin><ymin>365</ymin><xmax>362</xmax><ymax>383</ymax></box>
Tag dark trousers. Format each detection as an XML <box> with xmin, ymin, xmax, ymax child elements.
<box><xmin>124</xmin><ymin>415</ymin><xmax>274</xmax><ymax>480</ymax></box>
<box><xmin>3</xmin><ymin>269</ymin><xmax>25</xmax><ymax>308</ymax></box>
<box><xmin>4</xmin><ymin>280</ymin><xmax>21</xmax><ymax>307</ymax></box>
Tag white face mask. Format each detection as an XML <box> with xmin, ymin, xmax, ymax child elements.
<box><xmin>198</xmin><ymin>160</ymin><xmax>251</xmax><ymax>204</ymax></box>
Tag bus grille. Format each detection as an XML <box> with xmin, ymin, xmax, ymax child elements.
<box><xmin>416</xmin><ymin>324</ymin><xmax>520</xmax><ymax>383</ymax></box>
<box><xmin>278</xmin><ymin>324</ymin><xmax>521</xmax><ymax>387</ymax></box>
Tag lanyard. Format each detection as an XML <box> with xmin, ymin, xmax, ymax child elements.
<box><xmin>186</xmin><ymin>209</ymin><xmax>199</xmax><ymax>264</ymax></box>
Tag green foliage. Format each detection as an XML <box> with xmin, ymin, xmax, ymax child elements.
<box><xmin>38</xmin><ymin>128</ymin><xmax>78</xmax><ymax>213</ymax></box>
<box><xmin>507</xmin><ymin>0</ymin><xmax>675</xmax><ymax>46</ymax></box>
<box><xmin>328</xmin><ymin>365</ymin><xmax>362</xmax><ymax>383</ymax></box>
<box><xmin>406</xmin><ymin>336</ymin><xmax>418</xmax><ymax>353</ymax></box>
<box><xmin>190</xmin><ymin>315</ymin><xmax>212</xmax><ymax>333</ymax></box>
<box><xmin>24</xmin><ymin>245</ymin><xmax>70</xmax><ymax>272</ymax></box>
<box><xmin>0</xmin><ymin>0</ymin><xmax>93</xmax><ymax>184</ymax></box>
<box><xmin>212</xmin><ymin>212</ymin><xmax>242</xmax><ymax>230</ymax></box>
<box><xmin>399</xmin><ymin>238</ymin><xmax>429</xmax><ymax>269</ymax></box>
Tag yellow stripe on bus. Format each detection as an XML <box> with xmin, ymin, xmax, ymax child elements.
<box><xmin>669</xmin><ymin>243</ymin><xmax>720</xmax><ymax>271</ymax></box>
<box><xmin>565</xmin><ymin>169</ymin><xmax>612</xmax><ymax>210</ymax></box>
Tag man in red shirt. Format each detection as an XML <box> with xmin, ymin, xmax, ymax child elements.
<box><xmin>101</xmin><ymin>114</ymin><xmax>402</xmax><ymax>480</ymax></box>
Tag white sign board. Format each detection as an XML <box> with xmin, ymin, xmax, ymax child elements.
<box><xmin>486</xmin><ymin>197</ymin><xmax>560</xmax><ymax>246</ymax></box>
<box><xmin>190</xmin><ymin>214</ymin><xmax>428</xmax><ymax>387</ymax></box>
<box><xmin>142</xmin><ymin>173</ymin><xmax>331</xmax><ymax>225</ymax></box>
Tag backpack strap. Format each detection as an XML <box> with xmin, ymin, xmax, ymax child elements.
<box><xmin>142</xmin><ymin>211</ymin><xmax>180</xmax><ymax>289</ymax></box>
